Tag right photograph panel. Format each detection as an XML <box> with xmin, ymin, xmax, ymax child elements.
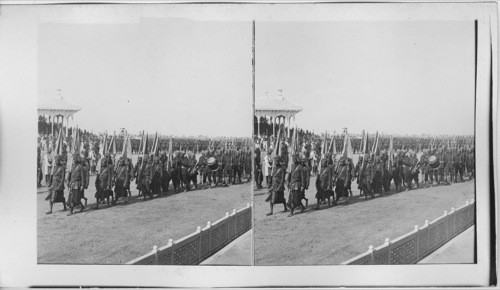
<box><xmin>253</xmin><ymin>20</ymin><xmax>476</xmax><ymax>266</ymax></box>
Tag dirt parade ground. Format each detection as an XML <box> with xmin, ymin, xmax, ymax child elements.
<box><xmin>253</xmin><ymin>178</ymin><xmax>475</xmax><ymax>265</ymax></box>
<box><xmin>37</xmin><ymin>173</ymin><xmax>251</xmax><ymax>264</ymax></box>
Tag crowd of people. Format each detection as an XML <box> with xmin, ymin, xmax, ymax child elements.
<box><xmin>254</xmin><ymin>130</ymin><xmax>475</xmax><ymax>217</ymax></box>
<box><xmin>38</xmin><ymin>131</ymin><xmax>253</xmax><ymax>216</ymax></box>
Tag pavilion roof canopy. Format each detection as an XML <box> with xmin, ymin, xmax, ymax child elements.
<box><xmin>255</xmin><ymin>97</ymin><xmax>303</xmax><ymax>113</ymax></box>
<box><xmin>38</xmin><ymin>97</ymin><xmax>81</xmax><ymax>114</ymax></box>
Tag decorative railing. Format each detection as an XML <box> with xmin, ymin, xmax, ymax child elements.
<box><xmin>126</xmin><ymin>203</ymin><xmax>252</xmax><ymax>265</ymax></box>
<box><xmin>342</xmin><ymin>198</ymin><xmax>475</xmax><ymax>265</ymax></box>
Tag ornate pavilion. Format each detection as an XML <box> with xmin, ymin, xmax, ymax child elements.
<box><xmin>255</xmin><ymin>88</ymin><xmax>302</xmax><ymax>138</ymax></box>
<box><xmin>38</xmin><ymin>89</ymin><xmax>81</xmax><ymax>137</ymax></box>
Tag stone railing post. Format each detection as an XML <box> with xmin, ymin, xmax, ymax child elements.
<box><xmin>450</xmin><ymin>207</ymin><xmax>456</xmax><ymax>237</ymax></box>
<box><xmin>232</xmin><ymin>209</ymin><xmax>237</xmax><ymax>238</ymax></box>
<box><xmin>384</xmin><ymin>238</ymin><xmax>391</xmax><ymax>264</ymax></box>
<box><xmin>153</xmin><ymin>245</ymin><xmax>158</xmax><ymax>265</ymax></box>
<box><xmin>196</xmin><ymin>226</ymin><xmax>202</xmax><ymax>263</ymax></box>
<box><xmin>224</xmin><ymin>212</ymin><xmax>230</xmax><ymax>245</ymax></box>
<box><xmin>167</xmin><ymin>239</ymin><xmax>173</xmax><ymax>264</ymax></box>
<box><xmin>368</xmin><ymin>245</ymin><xmax>374</xmax><ymax>264</ymax></box>
<box><xmin>206</xmin><ymin>221</ymin><xmax>212</xmax><ymax>255</ymax></box>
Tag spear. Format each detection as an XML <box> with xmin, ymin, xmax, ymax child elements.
<box><xmin>138</xmin><ymin>130</ymin><xmax>144</xmax><ymax>157</ymax></box>
<box><xmin>388</xmin><ymin>135</ymin><xmax>394</xmax><ymax>171</ymax></box>
<box><xmin>287</xmin><ymin>128</ymin><xmax>295</xmax><ymax>173</ymax></box>
<box><xmin>270</xmin><ymin>124</ymin><xmax>282</xmax><ymax>178</ymax></box>
<box><xmin>360</xmin><ymin>130</ymin><xmax>368</xmax><ymax>178</ymax></box>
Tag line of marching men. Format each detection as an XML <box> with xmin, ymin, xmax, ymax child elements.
<box><xmin>256</xmin><ymin>142</ymin><xmax>475</xmax><ymax>218</ymax></box>
<box><xmin>44</xmin><ymin>144</ymin><xmax>252</xmax><ymax>216</ymax></box>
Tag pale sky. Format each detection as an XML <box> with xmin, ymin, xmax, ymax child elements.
<box><xmin>38</xmin><ymin>18</ymin><xmax>252</xmax><ymax>137</ymax></box>
<box><xmin>256</xmin><ymin>21</ymin><xmax>475</xmax><ymax>136</ymax></box>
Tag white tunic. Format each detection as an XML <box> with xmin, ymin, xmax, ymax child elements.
<box><xmin>263</xmin><ymin>155</ymin><xmax>272</xmax><ymax>176</ymax></box>
<box><xmin>43</xmin><ymin>153</ymin><xmax>53</xmax><ymax>176</ymax></box>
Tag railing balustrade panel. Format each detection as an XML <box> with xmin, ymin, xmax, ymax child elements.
<box><xmin>389</xmin><ymin>231</ymin><xmax>418</xmax><ymax>264</ymax></box>
<box><xmin>210</xmin><ymin>219</ymin><xmax>229</xmax><ymax>254</ymax></box>
<box><xmin>172</xmin><ymin>232</ymin><xmax>201</xmax><ymax>265</ymax></box>
<box><xmin>373</xmin><ymin>244</ymin><xmax>390</xmax><ymax>265</ymax></box>
<box><xmin>416</xmin><ymin>226</ymin><xmax>429</xmax><ymax>260</ymax></box>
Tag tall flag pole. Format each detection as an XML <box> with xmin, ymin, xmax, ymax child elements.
<box><xmin>151</xmin><ymin>132</ymin><xmax>159</xmax><ymax>156</ymax></box>
<box><xmin>342</xmin><ymin>128</ymin><xmax>352</xmax><ymax>158</ymax></box>
<box><xmin>55</xmin><ymin>127</ymin><xmax>64</xmax><ymax>157</ymax></box>
<box><xmin>168</xmin><ymin>136</ymin><xmax>173</xmax><ymax>171</ymax></box>
<box><xmin>108</xmin><ymin>132</ymin><xmax>117</xmax><ymax>155</ymax></box>
<box><xmin>271</xmin><ymin>124</ymin><xmax>282</xmax><ymax>177</ymax></box>
<box><xmin>359</xmin><ymin>129</ymin><xmax>365</xmax><ymax>153</ymax></box>
<box><xmin>371</xmin><ymin>131</ymin><xmax>379</xmax><ymax>156</ymax></box>
<box><xmin>331</xmin><ymin>131</ymin><xmax>337</xmax><ymax>154</ymax></box>
<box><xmin>287</xmin><ymin>128</ymin><xmax>295</xmax><ymax>173</ymax></box>
<box><xmin>140</xmin><ymin>132</ymin><xmax>149</xmax><ymax>168</ymax></box>
<box><xmin>126</xmin><ymin>132</ymin><xmax>132</xmax><ymax>157</ymax></box>
<box><xmin>360</xmin><ymin>130</ymin><xmax>368</xmax><ymax>173</ymax></box>
<box><xmin>121</xmin><ymin>130</ymin><xmax>131</xmax><ymax>158</ymax></box>
<box><xmin>319</xmin><ymin>131</ymin><xmax>327</xmax><ymax>173</ymax></box>
<box><xmin>102</xmin><ymin>131</ymin><xmax>108</xmax><ymax>156</ymax></box>
<box><xmin>72</xmin><ymin>125</ymin><xmax>80</xmax><ymax>156</ymax></box>
<box><xmin>388</xmin><ymin>135</ymin><xmax>394</xmax><ymax>171</ymax></box>
<box><xmin>294</xmin><ymin>124</ymin><xmax>299</xmax><ymax>153</ymax></box>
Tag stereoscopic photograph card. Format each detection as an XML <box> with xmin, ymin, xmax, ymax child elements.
<box><xmin>0</xmin><ymin>1</ymin><xmax>497</xmax><ymax>288</ymax></box>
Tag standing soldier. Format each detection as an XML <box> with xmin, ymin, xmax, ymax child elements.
<box><xmin>362</xmin><ymin>154</ymin><xmax>375</xmax><ymax>199</ymax></box>
<box><xmin>419</xmin><ymin>149</ymin><xmax>432</xmax><ymax>187</ymax></box>
<box><xmin>94</xmin><ymin>159</ymin><xmax>113</xmax><ymax>209</ymax></box>
<box><xmin>222</xmin><ymin>149</ymin><xmax>232</xmax><ymax>186</ymax></box>
<box><xmin>454</xmin><ymin>147</ymin><xmax>465</xmax><ymax>182</ymax></box>
<box><xmin>436</xmin><ymin>147</ymin><xmax>445</xmax><ymax>184</ymax></box>
<box><xmin>265</xmin><ymin>156</ymin><xmax>288</xmax><ymax>216</ymax></box>
<box><xmin>163</xmin><ymin>151</ymin><xmax>174</xmax><ymax>192</ymax></box>
<box><xmin>160</xmin><ymin>151</ymin><xmax>169</xmax><ymax>194</ymax></box>
<box><xmin>264</xmin><ymin>148</ymin><xmax>273</xmax><ymax>188</ymax></box>
<box><xmin>372</xmin><ymin>156</ymin><xmax>384</xmax><ymax>194</ymax></box>
<box><xmin>214</xmin><ymin>149</ymin><xmax>222</xmax><ymax>186</ymax></box>
<box><xmin>80</xmin><ymin>157</ymin><xmax>90</xmax><ymax>207</ymax></box>
<box><xmin>246</xmin><ymin>147</ymin><xmax>252</xmax><ymax>182</ymax></box>
<box><xmin>254</xmin><ymin>148</ymin><xmax>263</xmax><ymax>189</ymax></box>
<box><xmin>287</xmin><ymin>153</ymin><xmax>305</xmax><ymax>217</ymax></box>
<box><xmin>134</xmin><ymin>156</ymin><xmax>143</xmax><ymax>196</ymax></box>
<box><xmin>300</xmin><ymin>154</ymin><xmax>310</xmax><ymax>207</ymax></box>
<box><xmin>354</xmin><ymin>155</ymin><xmax>364</xmax><ymax>196</ymax></box>
<box><xmin>114</xmin><ymin>156</ymin><xmax>130</xmax><ymax>204</ymax></box>
<box><xmin>171</xmin><ymin>151</ymin><xmax>181</xmax><ymax>192</ymax></box>
<box><xmin>467</xmin><ymin>146</ymin><xmax>475</xmax><ymax>179</ymax></box>
<box><xmin>233</xmin><ymin>149</ymin><xmax>243</xmax><ymax>185</ymax></box>
<box><xmin>188</xmin><ymin>152</ymin><xmax>198</xmax><ymax>190</ymax></box>
<box><xmin>45</xmin><ymin>155</ymin><xmax>67</xmax><ymax>214</ymax></box>
<box><xmin>380</xmin><ymin>150</ymin><xmax>392</xmax><ymax>192</ymax></box>
<box><xmin>43</xmin><ymin>148</ymin><xmax>53</xmax><ymax>186</ymax></box>
<box><xmin>198</xmin><ymin>150</ymin><xmax>209</xmax><ymax>189</ymax></box>
<box><xmin>346</xmin><ymin>156</ymin><xmax>355</xmax><ymax>197</ymax></box>
<box><xmin>179</xmin><ymin>152</ymin><xmax>191</xmax><ymax>191</ymax></box>
<box><xmin>140</xmin><ymin>156</ymin><xmax>154</xmax><ymax>199</ymax></box>
<box><xmin>66</xmin><ymin>154</ymin><xmax>86</xmax><ymax>216</ymax></box>
<box><xmin>315</xmin><ymin>158</ymin><xmax>332</xmax><ymax>209</ymax></box>
<box><xmin>125</xmin><ymin>155</ymin><xmax>134</xmax><ymax>197</ymax></box>
<box><xmin>444</xmin><ymin>147</ymin><xmax>454</xmax><ymax>184</ymax></box>
<box><xmin>151</xmin><ymin>156</ymin><xmax>163</xmax><ymax>197</ymax></box>
<box><xmin>402</xmin><ymin>150</ymin><xmax>419</xmax><ymax>190</ymax></box>
<box><xmin>37</xmin><ymin>145</ymin><xmax>43</xmax><ymax>188</ymax></box>
<box><xmin>335</xmin><ymin>155</ymin><xmax>350</xmax><ymax>203</ymax></box>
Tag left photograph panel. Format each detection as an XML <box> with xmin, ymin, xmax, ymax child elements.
<box><xmin>36</xmin><ymin>16</ymin><xmax>253</xmax><ymax>265</ymax></box>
